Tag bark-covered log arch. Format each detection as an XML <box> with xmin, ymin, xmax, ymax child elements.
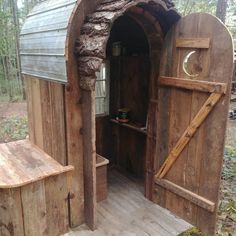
<box><xmin>75</xmin><ymin>0</ymin><xmax>180</xmax><ymax>91</ymax></box>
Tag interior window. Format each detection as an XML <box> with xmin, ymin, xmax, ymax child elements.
<box><xmin>95</xmin><ymin>61</ymin><xmax>110</xmax><ymax>116</ymax></box>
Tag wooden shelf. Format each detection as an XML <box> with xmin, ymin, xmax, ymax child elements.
<box><xmin>110</xmin><ymin>119</ymin><xmax>147</xmax><ymax>135</ymax></box>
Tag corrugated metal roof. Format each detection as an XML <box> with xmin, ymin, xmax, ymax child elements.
<box><xmin>20</xmin><ymin>0</ymin><xmax>77</xmax><ymax>83</ymax></box>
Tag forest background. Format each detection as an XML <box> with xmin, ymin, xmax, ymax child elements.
<box><xmin>0</xmin><ymin>0</ymin><xmax>235</xmax><ymax>101</ymax></box>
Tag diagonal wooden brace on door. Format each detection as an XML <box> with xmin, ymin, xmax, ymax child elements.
<box><xmin>155</xmin><ymin>76</ymin><xmax>227</xmax><ymax>179</ymax></box>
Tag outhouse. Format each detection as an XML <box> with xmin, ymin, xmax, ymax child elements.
<box><xmin>1</xmin><ymin>0</ymin><xmax>234</xmax><ymax>235</ymax></box>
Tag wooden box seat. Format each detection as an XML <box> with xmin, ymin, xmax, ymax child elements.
<box><xmin>96</xmin><ymin>154</ymin><xmax>109</xmax><ymax>202</ymax></box>
<box><xmin>0</xmin><ymin>140</ymin><xmax>74</xmax><ymax>236</ymax></box>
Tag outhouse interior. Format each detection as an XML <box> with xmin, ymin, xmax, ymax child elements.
<box><xmin>95</xmin><ymin>15</ymin><xmax>150</xmax><ymax>184</ymax></box>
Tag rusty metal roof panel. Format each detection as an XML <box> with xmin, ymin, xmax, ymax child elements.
<box><xmin>20</xmin><ymin>0</ymin><xmax>77</xmax><ymax>83</ymax></box>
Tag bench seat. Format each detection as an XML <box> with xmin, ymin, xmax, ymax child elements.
<box><xmin>0</xmin><ymin>139</ymin><xmax>74</xmax><ymax>236</ymax></box>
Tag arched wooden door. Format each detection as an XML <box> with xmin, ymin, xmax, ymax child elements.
<box><xmin>146</xmin><ymin>13</ymin><xmax>234</xmax><ymax>236</ymax></box>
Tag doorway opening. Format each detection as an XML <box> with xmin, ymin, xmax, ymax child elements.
<box><xmin>95</xmin><ymin>14</ymin><xmax>151</xmax><ymax>198</ymax></box>
<box><xmin>90</xmin><ymin>13</ymin><xmax>191</xmax><ymax>234</ymax></box>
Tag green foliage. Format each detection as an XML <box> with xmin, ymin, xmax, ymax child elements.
<box><xmin>225</xmin><ymin>1</ymin><xmax>236</xmax><ymax>37</ymax></box>
<box><xmin>0</xmin><ymin>0</ymin><xmax>43</xmax><ymax>102</ymax></box>
<box><xmin>0</xmin><ymin>0</ymin><xmax>23</xmax><ymax>101</ymax></box>
<box><xmin>0</xmin><ymin>116</ymin><xmax>28</xmax><ymax>142</ymax></box>
<box><xmin>217</xmin><ymin>145</ymin><xmax>236</xmax><ymax>235</ymax></box>
<box><xmin>174</xmin><ymin>0</ymin><xmax>236</xmax><ymax>37</ymax></box>
<box><xmin>179</xmin><ymin>227</ymin><xmax>205</xmax><ymax>236</ymax></box>
<box><xmin>174</xmin><ymin>0</ymin><xmax>218</xmax><ymax>16</ymax></box>
<box><xmin>223</xmin><ymin>146</ymin><xmax>236</xmax><ymax>180</ymax></box>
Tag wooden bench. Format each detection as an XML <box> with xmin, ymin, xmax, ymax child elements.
<box><xmin>0</xmin><ymin>140</ymin><xmax>74</xmax><ymax>236</ymax></box>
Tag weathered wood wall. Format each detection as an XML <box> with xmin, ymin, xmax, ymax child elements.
<box><xmin>96</xmin><ymin>116</ymin><xmax>112</xmax><ymax>161</ymax></box>
<box><xmin>0</xmin><ymin>175</ymin><xmax>69</xmax><ymax>236</ymax></box>
<box><xmin>109</xmin><ymin>56</ymin><xmax>150</xmax><ymax>177</ymax></box>
<box><xmin>25</xmin><ymin>77</ymin><xmax>67</xmax><ymax>166</ymax></box>
<box><xmin>0</xmin><ymin>140</ymin><xmax>73</xmax><ymax>236</ymax></box>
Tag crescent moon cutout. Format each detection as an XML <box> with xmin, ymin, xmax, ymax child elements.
<box><xmin>183</xmin><ymin>51</ymin><xmax>200</xmax><ymax>78</ymax></box>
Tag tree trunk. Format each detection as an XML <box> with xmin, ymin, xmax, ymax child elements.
<box><xmin>216</xmin><ymin>0</ymin><xmax>228</xmax><ymax>23</ymax></box>
<box><xmin>11</xmin><ymin>0</ymin><xmax>26</xmax><ymax>99</ymax></box>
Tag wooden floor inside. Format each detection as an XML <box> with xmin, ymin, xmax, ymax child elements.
<box><xmin>65</xmin><ymin>170</ymin><xmax>191</xmax><ymax>236</ymax></box>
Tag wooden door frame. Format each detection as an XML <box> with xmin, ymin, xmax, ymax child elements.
<box><xmin>79</xmin><ymin>15</ymin><xmax>165</xmax><ymax>229</ymax></box>
<box><xmin>76</xmin><ymin>2</ymin><xmax>180</xmax><ymax>231</ymax></box>
<box><xmin>81</xmin><ymin>90</ymin><xmax>97</xmax><ymax>230</ymax></box>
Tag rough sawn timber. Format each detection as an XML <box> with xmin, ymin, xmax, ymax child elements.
<box><xmin>155</xmin><ymin>92</ymin><xmax>223</xmax><ymax>179</ymax></box>
<box><xmin>154</xmin><ymin>179</ymin><xmax>215</xmax><ymax>212</ymax></box>
<box><xmin>159</xmin><ymin>76</ymin><xmax>227</xmax><ymax>94</ymax></box>
<box><xmin>153</xmin><ymin>13</ymin><xmax>234</xmax><ymax>236</ymax></box>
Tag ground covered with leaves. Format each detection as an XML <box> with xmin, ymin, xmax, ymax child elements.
<box><xmin>0</xmin><ymin>102</ymin><xmax>28</xmax><ymax>143</ymax></box>
<box><xmin>217</xmin><ymin>126</ymin><xmax>236</xmax><ymax>235</ymax></box>
<box><xmin>181</xmin><ymin>123</ymin><xmax>236</xmax><ymax>236</ymax></box>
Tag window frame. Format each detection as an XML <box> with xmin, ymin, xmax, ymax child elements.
<box><xmin>95</xmin><ymin>61</ymin><xmax>110</xmax><ymax>117</ymax></box>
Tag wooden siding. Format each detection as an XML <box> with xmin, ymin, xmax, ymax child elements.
<box><xmin>0</xmin><ymin>140</ymin><xmax>73</xmax><ymax>236</ymax></box>
<box><xmin>0</xmin><ymin>175</ymin><xmax>70</xmax><ymax>236</ymax></box>
<box><xmin>25</xmin><ymin>76</ymin><xmax>67</xmax><ymax>165</ymax></box>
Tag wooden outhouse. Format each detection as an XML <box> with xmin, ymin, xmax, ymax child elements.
<box><xmin>1</xmin><ymin>0</ymin><xmax>234</xmax><ymax>235</ymax></box>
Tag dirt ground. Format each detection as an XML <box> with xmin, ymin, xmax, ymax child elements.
<box><xmin>0</xmin><ymin>102</ymin><xmax>28</xmax><ymax>143</ymax></box>
<box><xmin>0</xmin><ymin>102</ymin><xmax>27</xmax><ymax>119</ymax></box>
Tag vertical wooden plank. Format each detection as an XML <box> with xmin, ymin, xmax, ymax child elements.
<box><xmin>50</xmin><ymin>82</ymin><xmax>67</xmax><ymax>165</ymax></box>
<box><xmin>25</xmin><ymin>77</ymin><xmax>67</xmax><ymax>166</ymax></box>
<box><xmin>195</xmin><ymin>14</ymin><xmax>234</xmax><ymax>235</ymax></box>
<box><xmin>184</xmin><ymin>23</ymin><xmax>211</xmax><ymax>223</ymax></box>
<box><xmin>21</xmin><ymin>181</ymin><xmax>47</xmax><ymax>236</ymax></box>
<box><xmin>39</xmin><ymin>80</ymin><xmax>67</xmax><ymax>165</ymax></box>
<box><xmin>40</xmin><ymin>80</ymin><xmax>53</xmax><ymax>156</ymax></box>
<box><xmin>95</xmin><ymin>116</ymin><xmax>114</xmax><ymax>168</ymax></box>
<box><xmin>44</xmin><ymin>174</ymin><xmax>69</xmax><ymax>236</ymax></box>
<box><xmin>65</xmin><ymin>76</ymin><xmax>85</xmax><ymax>227</ymax></box>
<box><xmin>65</xmin><ymin>0</ymin><xmax>102</xmax><ymax>227</ymax></box>
<box><xmin>163</xmin><ymin>14</ymin><xmax>198</xmax><ymax>219</ymax></box>
<box><xmin>145</xmin><ymin>100</ymin><xmax>158</xmax><ymax>200</ymax></box>
<box><xmin>25</xmin><ymin>77</ymin><xmax>35</xmax><ymax>144</ymax></box>
<box><xmin>109</xmin><ymin>57</ymin><xmax>122</xmax><ymax>168</ymax></box>
<box><xmin>30</xmin><ymin>79</ymin><xmax>44</xmax><ymax>149</ymax></box>
<box><xmin>145</xmin><ymin>22</ymin><xmax>164</xmax><ymax>201</ymax></box>
<box><xmin>82</xmin><ymin>90</ymin><xmax>97</xmax><ymax>230</ymax></box>
<box><xmin>152</xmin><ymin>26</ymin><xmax>175</xmax><ymax>205</ymax></box>
<box><xmin>0</xmin><ymin>188</ymin><xmax>24</xmax><ymax>236</ymax></box>
<box><xmin>65</xmin><ymin>2</ymin><xmax>85</xmax><ymax>227</ymax></box>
